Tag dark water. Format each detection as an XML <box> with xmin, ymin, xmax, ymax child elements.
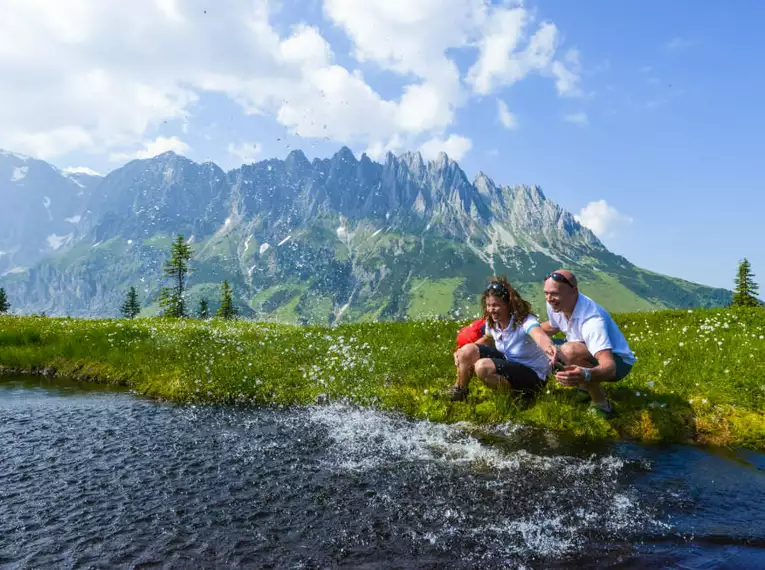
<box><xmin>2</xmin><ymin>377</ymin><xmax>765</xmax><ymax>569</ymax></box>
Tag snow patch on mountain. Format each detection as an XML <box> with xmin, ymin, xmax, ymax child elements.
<box><xmin>47</xmin><ymin>233</ymin><xmax>72</xmax><ymax>250</ymax></box>
<box><xmin>12</xmin><ymin>166</ymin><xmax>28</xmax><ymax>181</ymax></box>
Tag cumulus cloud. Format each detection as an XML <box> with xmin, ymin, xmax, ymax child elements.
<box><xmin>563</xmin><ymin>112</ymin><xmax>589</xmax><ymax>126</ymax></box>
<box><xmin>551</xmin><ymin>49</ymin><xmax>583</xmax><ymax>97</ymax></box>
<box><xmin>0</xmin><ymin>0</ymin><xmax>584</xmax><ymax>161</ymax></box>
<box><xmin>227</xmin><ymin>141</ymin><xmax>263</xmax><ymax>165</ymax></box>
<box><xmin>364</xmin><ymin>134</ymin><xmax>404</xmax><ymax>161</ymax></box>
<box><xmin>497</xmin><ymin>100</ymin><xmax>518</xmax><ymax>130</ymax></box>
<box><xmin>419</xmin><ymin>134</ymin><xmax>473</xmax><ymax>161</ymax></box>
<box><xmin>575</xmin><ymin>200</ymin><xmax>633</xmax><ymax>239</ymax></box>
<box><xmin>109</xmin><ymin>136</ymin><xmax>189</xmax><ymax>162</ymax></box>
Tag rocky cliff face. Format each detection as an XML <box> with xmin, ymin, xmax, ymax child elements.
<box><xmin>0</xmin><ymin>150</ymin><xmax>100</xmax><ymax>276</ymax></box>
<box><xmin>0</xmin><ymin>147</ymin><xmax>731</xmax><ymax>321</ymax></box>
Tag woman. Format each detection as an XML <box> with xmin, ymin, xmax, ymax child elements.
<box><xmin>450</xmin><ymin>277</ymin><xmax>559</xmax><ymax>401</ymax></box>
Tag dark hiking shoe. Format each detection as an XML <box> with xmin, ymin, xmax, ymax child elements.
<box><xmin>449</xmin><ymin>386</ymin><xmax>469</xmax><ymax>402</ymax></box>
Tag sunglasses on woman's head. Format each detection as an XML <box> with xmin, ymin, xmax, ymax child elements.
<box><xmin>485</xmin><ymin>283</ymin><xmax>509</xmax><ymax>300</ymax></box>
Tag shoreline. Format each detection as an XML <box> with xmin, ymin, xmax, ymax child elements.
<box><xmin>1</xmin><ymin>308</ymin><xmax>764</xmax><ymax>449</ymax></box>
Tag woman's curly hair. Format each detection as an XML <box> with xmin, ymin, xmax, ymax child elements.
<box><xmin>481</xmin><ymin>275</ymin><xmax>534</xmax><ymax>330</ymax></box>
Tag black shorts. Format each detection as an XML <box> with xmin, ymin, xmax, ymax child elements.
<box><xmin>477</xmin><ymin>344</ymin><xmax>546</xmax><ymax>394</ymax></box>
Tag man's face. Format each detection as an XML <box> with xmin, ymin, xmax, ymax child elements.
<box><xmin>544</xmin><ymin>279</ymin><xmax>577</xmax><ymax>313</ymax></box>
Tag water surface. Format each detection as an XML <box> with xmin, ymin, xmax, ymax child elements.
<box><xmin>1</xmin><ymin>376</ymin><xmax>764</xmax><ymax>569</ymax></box>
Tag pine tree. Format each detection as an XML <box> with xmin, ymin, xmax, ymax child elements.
<box><xmin>197</xmin><ymin>298</ymin><xmax>209</xmax><ymax>319</ymax></box>
<box><xmin>216</xmin><ymin>280</ymin><xmax>237</xmax><ymax>319</ymax></box>
<box><xmin>159</xmin><ymin>234</ymin><xmax>193</xmax><ymax>318</ymax></box>
<box><xmin>0</xmin><ymin>288</ymin><xmax>10</xmax><ymax>314</ymax></box>
<box><xmin>120</xmin><ymin>286</ymin><xmax>141</xmax><ymax>319</ymax></box>
<box><xmin>732</xmin><ymin>258</ymin><xmax>760</xmax><ymax>307</ymax></box>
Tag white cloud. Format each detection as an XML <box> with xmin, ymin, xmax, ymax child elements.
<box><xmin>109</xmin><ymin>136</ymin><xmax>189</xmax><ymax>162</ymax></box>
<box><xmin>497</xmin><ymin>100</ymin><xmax>518</xmax><ymax>130</ymax></box>
<box><xmin>419</xmin><ymin>134</ymin><xmax>473</xmax><ymax>161</ymax></box>
<box><xmin>0</xmin><ymin>0</ymin><xmax>583</xmax><ymax>161</ymax></box>
<box><xmin>227</xmin><ymin>141</ymin><xmax>262</xmax><ymax>165</ymax></box>
<box><xmin>575</xmin><ymin>200</ymin><xmax>633</xmax><ymax>239</ymax></box>
<box><xmin>365</xmin><ymin>134</ymin><xmax>403</xmax><ymax>161</ymax></box>
<box><xmin>551</xmin><ymin>49</ymin><xmax>582</xmax><ymax>97</ymax></box>
<box><xmin>563</xmin><ymin>112</ymin><xmax>589</xmax><ymax>126</ymax></box>
<box><xmin>63</xmin><ymin>166</ymin><xmax>101</xmax><ymax>176</ymax></box>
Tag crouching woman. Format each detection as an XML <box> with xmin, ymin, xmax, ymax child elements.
<box><xmin>450</xmin><ymin>278</ymin><xmax>558</xmax><ymax>402</ymax></box>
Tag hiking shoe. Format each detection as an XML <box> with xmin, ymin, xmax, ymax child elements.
<box><xmin>589</xmin><ymin>402</ymin><xmax>616</xmax><ymax>419</ymax></box>
<box><xmin>574</xmin><ymin>389</ymin><xmax>592</xmax><ymax>403</ymax></box>
<box><xmin>449</xmin><ymin>385</ymin><xmax>469</xmax><ymax>402</ymax></box>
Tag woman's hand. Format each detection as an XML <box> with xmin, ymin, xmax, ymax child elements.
<box><xmin>544</xmin><ymin>344</ymin><xmax>560</xmax><ymax>367</ymax></box>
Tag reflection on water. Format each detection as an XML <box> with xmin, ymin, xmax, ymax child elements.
<box><xmin>1</xmin><ymin>376</ymin><xmax>764</xmax><ymax>569</ymax></box>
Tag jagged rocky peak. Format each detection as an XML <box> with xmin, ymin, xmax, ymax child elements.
<box><xmin>284</xmin><ymin>149</ymin><xmax>310</xmax><ymax>172</ymax></box>
<box><xmin>398</xmin><ymin>150</ymin><xmax>425</xmax><ymax>173</ymax></box>
<box><xmin>332</xmin><ymin>146</ymin><xmax>357</xmax><ymax>165</ymax></box>
<box><xmin>474</xmin><ymin>172</ymin><xmax>497</xmax><ymax>197</ymax></box>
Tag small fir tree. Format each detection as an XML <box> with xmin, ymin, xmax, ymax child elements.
<box><xmin>159</xmin><ymin>234</ymin><xmax>193</xmax><ymax>317</ymax></box>
<box><xmin>197</xmin><ymin>298</ymin><xmax>209</xmax><ymax>319</ymax></box>
<box><xmin>216</xmin><ymin>280</ymin><xmax>237</xmax><ymax>319</ymax></box>
<box><xmin>732</xmin><ymin>258</ymin><xmax>760</xmax><ymax>307</ymax></box>
<box><xmin>120</xmin><ymin>286</ymin><xmax>141</xmax><ymax>319</ymax></box>
<box><xmin>0</xmin><ymin>288</ymin><xmax>10</xmax><ymax>314</ymax></box>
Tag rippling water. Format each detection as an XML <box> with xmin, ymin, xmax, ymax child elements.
<box><xmin>1</xmin><ymin>376</ymin><xmax>765</xmax><ymax>569</ymax></box>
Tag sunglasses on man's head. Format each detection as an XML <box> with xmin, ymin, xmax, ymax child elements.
<box><xmin>544</xmin><ymin>272</ymin><xmax>575</xmax><ymax>288</ymax></box>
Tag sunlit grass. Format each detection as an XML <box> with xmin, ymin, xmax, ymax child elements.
<box><xmin>1</xmin><ymin>307</ymin><xmax>764</xmax><ymax>449</ymax></box>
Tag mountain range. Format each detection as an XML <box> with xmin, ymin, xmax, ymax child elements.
<box><xmin>0</xmin><ymin>147</ymin><xmax>731</xmax><ymax>323</ymax></box>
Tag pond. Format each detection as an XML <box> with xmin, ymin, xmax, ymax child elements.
<box><xmin>2</xmin><ymin>376</ymin><xmax>765</xmax><ymax>569</ymax></box>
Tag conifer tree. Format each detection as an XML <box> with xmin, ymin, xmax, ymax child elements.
<box><xmin>120</xmin><ymin>286</ymin><xmax>141</xmax><ymax>319</ymax></box>
<box><xmin>197</xmin><ymin>298</ymin><xmax>209</xmax><ymax>319</ymax></box>
<box><xmin>0</xmin><ymin>288</ymin><xmax>10</xmax><ymax>314</ymax></box>
<box><xmin>160</xmin><ymin>234</ymin><xmax>193</xmax><ymax>317</ymax></box>
<box><xmin>216</xmin><ymin>280</ymin><xmax>237</xmax><ymax>319</ymax></box>
<box><xmin>732</xmin><ymin>258</ymin><xmax>760</xmax><ymax>307</ymax></box>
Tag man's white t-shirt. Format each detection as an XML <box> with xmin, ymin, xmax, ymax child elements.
<box><xmin>546</xmin><ymin>293</ymin><xmax>636</xmax><ymax>365</ymax></box>
<box><xmin>486</xmin><ymin>315</ymin><xmax>551</xmax><ymax>379</ymax></box>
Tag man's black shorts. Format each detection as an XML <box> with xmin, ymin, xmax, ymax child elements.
<box><xmin>477</xmin><ymin>344</ymin><xmax>546</xmax><ymax>394</ymax></box>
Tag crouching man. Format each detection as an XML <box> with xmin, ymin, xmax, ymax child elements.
<box><xmin>541</xmin><ymin>270</ymin><xmax>636</xmax><ymax>418</ymax></box>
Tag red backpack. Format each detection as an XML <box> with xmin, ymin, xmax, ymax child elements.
<box><xmin>455</xmin><ymin>318</ymin><xmax>486</xmax><ymax>349</ymax></box>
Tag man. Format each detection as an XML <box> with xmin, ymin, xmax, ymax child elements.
<box><xmin>541</xmin><ymin>270</ymin><xmax>636</xmax><ymax>418</ymax></box>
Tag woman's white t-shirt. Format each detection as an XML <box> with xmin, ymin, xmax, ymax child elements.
<box><xmin>486</xmin><ymin>315</ymin><xmax>551</xmax><ymax>379</ymax></box>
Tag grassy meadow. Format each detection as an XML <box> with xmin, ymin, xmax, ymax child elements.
<box><xmin>1</xmin><ymin>307</ymin><xmax>765</xmax><ymax>449</ymax></box>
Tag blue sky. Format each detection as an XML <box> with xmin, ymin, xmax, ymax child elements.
<box><xmin>1</xmin><ymin>0</ymin><xmax>762</xmax><ymax>292</ymax></box>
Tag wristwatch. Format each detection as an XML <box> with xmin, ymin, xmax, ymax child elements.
<box><xmin>582</xmin><ymin>368</ymin><xmax>592</xmax><ymax>384</ymax></box>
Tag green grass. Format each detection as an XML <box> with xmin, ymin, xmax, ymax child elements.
<box><xmin>407</xmin><ymin>277</ymin><xmax>464</xmax><ymax>319</ymax></box>
<box><xmin>1</xmin><ymin>307</ymin><xmax>765</xmax><ymax>449</ymax></box>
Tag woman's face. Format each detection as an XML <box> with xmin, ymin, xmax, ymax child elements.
<box><xmin>485</xmin><ymin>294</ymin><xmax>509</xmax><ymax>324</ymax></box>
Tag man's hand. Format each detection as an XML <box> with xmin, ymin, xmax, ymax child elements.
<box><xmin>555</xmin><ymin>365</ymin><xmax>586</xmax><ymax>387</ymax></box>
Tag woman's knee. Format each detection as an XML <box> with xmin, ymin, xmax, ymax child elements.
<box><xmin>474</xmin><ymin>358</ymin><xmax>495</xmax><ymax>378</ymax></box>
<box><xmin>456</xmin><ymin>343</ymin><xmax>480</xmax><ymax>365</ymax></box>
